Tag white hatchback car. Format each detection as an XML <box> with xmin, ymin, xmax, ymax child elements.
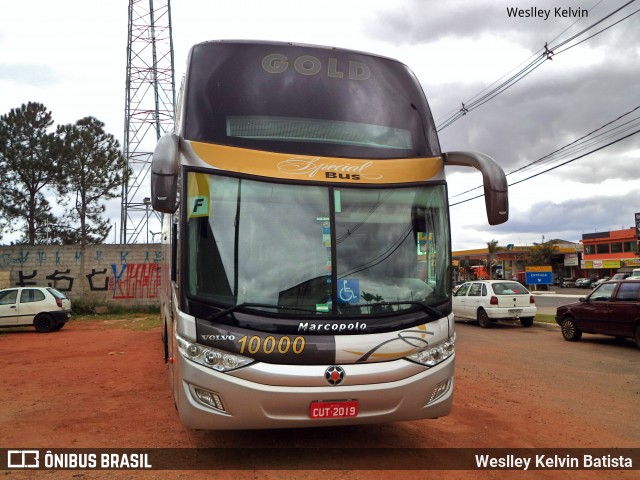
<box><xmin>453</xmin><ymin>280</ymin><xmax>537</xmax><ymax>328</ymax></box>
<box><xmin>0</xmin><ymin>287</ymin><xmax>72</xmax><ymax>332</ymax></box>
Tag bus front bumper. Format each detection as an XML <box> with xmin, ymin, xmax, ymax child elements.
<box><xmin>172</xmin><ymin>353</ymin><xmax>454</xmax><ymax>430</ymax></box>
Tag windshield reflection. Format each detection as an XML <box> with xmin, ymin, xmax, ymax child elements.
<box><xmin>186</xmin><ymin>172</ymin><xmax>449</xmax><ymax>317</ymax></box>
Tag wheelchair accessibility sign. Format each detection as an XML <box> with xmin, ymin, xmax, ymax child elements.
<box><xmin>338</xmin><ymin>279</ymin><xmax>360</xmax><ymax>304</ymax></box>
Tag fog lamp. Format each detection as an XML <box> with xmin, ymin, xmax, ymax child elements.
<box><xmin>428</xmin><ymin>378</ymin><xmax>452</xmax><ymax>404</ymax></box>
<box><xmin>193</xmin><ymin>387</ymin><xmax>226</xmax><ymax>412</ymax></box>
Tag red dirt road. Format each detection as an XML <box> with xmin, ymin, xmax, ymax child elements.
<box><xmin>1</xmin><ymin>318</ymin><xmax>638</xmax><ymax>479</ymax></box>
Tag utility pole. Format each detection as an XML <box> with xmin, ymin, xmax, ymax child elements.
<box><xmin>121</xmin><ymin>0</ymin><xmax>175</xmax><ymax>244</ymax></box>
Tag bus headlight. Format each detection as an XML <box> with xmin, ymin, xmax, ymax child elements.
<box><xmin>406</xmin><ymin>333</ymin><xmax>455</xmax><ymax>367</ymax></box>
<box><xmin>176</xmin><ymin>334</ymin><xmax>253</xmax><ymax>372</ymax></box>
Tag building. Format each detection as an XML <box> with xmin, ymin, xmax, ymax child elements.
<box><xmin>452</xmin><ymin>226</ymin><xmax>640</xmax><ymax>285</ymax></box>
<box><xmin>581</xmin><ymin>227</ymin><xmax>640</xmax><ymax>278</ymax></box>
<box><xmin>452</xmin><ymin>240</ymin><xmax>583</xmax><ymax>284</ymax></box>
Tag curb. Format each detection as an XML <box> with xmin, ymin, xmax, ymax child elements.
<box><xmin>534</xmin><ymin>321</ymin><xmax>559</xmax><ymax>330</ymax></box>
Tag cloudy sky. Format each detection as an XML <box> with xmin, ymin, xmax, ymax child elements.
<box><xmin>1</xmin><ymin>0</ymin><xmax>639</xmax><ymax>249</ymax></box>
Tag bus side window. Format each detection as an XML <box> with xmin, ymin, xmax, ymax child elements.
<box><xmin>171</xmin><ymin>220</ymin><xmax>178</xmax><ymax>283</ymax></box>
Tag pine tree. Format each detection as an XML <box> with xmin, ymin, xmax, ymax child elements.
<box><xmin>0</xmin><ymin>102</ymin><xmax>62</xmax><ymax>244</ymax></box>
<box><xmin>56</xmin><ymin>116</ymin><xmax>130</xmax><ymax>245</ymax></box>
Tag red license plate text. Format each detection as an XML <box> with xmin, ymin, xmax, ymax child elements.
<box><xmin>309</xmin><ymin>400</ymin><xmax>359</xmax><ymax>419</ymax></box>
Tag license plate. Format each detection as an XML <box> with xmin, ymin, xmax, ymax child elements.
<box><xmin>309</xmin><ymin>400</ymin><xmax>359</xmax><ymax>419</ymax></box>
<box><xmin>509</xmin><ymin>309</ymin><xmax>522</xmax><ymax>315</ymax></box>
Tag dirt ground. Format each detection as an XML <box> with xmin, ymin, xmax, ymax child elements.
<box><xmin>1</xmin><ymin>318</ymin><xmax>638</xmax><ymax>480</ymax></box>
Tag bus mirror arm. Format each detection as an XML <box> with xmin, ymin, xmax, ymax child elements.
<box><xmin>443</xmin><ymin>151</ymin><xmax>509</xmax><ymax>226</ymax></box>
<box><xmin>151</xmin><ymin>133</ymin><xmax>180</xmax><ymax>213</ymax></box>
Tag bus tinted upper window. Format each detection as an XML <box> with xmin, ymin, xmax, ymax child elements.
<box><xmin>183</xmin><ymin>41</ymin><xmax>440</xmax><ymax>159</ymax></box>
<box><xmin>226</xmin><ymin>116</ymin><xmax>413</xmax><ymax>150</ymax></box>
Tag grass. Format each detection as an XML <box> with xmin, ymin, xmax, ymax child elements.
<box><xmin>535</xmin><ymin>313</ymin><xmax>557</xmax><ymax>324</ymax></box>
<box><xmin>72</xmin><ymin>312</ymin><xmax>161</xmax><ymax>331</ymax></box>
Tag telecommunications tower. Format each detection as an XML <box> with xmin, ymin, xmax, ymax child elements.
<box><xmin>121</xmin><ymin>0</ymin><xmax>175</xmax><ymax>243</ymax></box>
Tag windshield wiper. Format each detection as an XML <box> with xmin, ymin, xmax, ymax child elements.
<box><xmin>208</xmin><ymin>301</ymin><xmax>443</xmax><ymax>321</ymax></box>
<box><xmin>208</xmin><ymin>302</ymin><xmax>316</xmax><ymax>320</ymax></box>
<box><xmin>355</xmin><ymin>301</ymin><xmax>443</xmax><ymax>318</ymax></box>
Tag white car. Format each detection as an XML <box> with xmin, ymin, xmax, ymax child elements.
<box><xmin>453</xmin><ymin>280</ymin><xmax>537</xmax><ymax>328</ymax></box>
<box><xmin>0</xmin><ymin>287</ymin><xmax>71</xmax><ymax>332</ymax></box>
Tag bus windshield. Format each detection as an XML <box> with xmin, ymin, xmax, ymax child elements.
<box><xmin>186</xmin><ymin>172</ymin><xmax>450</xmax><ymax>316</ymax></box>
<box><xmin>183</xmin><ymin>41</ymin><xmax>440</xmax><ymax>159</ymax></box>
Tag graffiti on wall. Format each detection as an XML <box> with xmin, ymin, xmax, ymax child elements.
<box><xmin>17</xmin><ymin>269</ymin><xmax>75</xmax><ymax>292</ymax></box>
<box><xmin>15</xmin><ymin>264</ymin><xmax>161</xmax><ymax>299</ymax></box>
<box><xmin>3</xmin><ymin>247</ymin><xmax>163</xmax><ymax>301</ymax></box>
<box><xmin>110</xmin><ymin>263</ymin><xmax>161</xmax><ymax>299</ymax></box>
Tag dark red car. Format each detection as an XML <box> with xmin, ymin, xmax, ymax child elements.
<box><xmin>555</xmin><ymin>279</ymin><xmax>640</xmax><ymax>348</ymax></box>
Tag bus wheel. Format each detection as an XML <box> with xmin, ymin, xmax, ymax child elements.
<box><xmin>561</xmin><ymin>316</ymin><xmax>582</xmax><ymax>342</ymax></box>
<box><xmin>477</xmin><ymin>309</ymin><xmax>491</xmax><ymax>328</ymax></box>
<box><xmin>520</xmin><ymin>317</ymin><xmax>534</xmax><ymax>328</ymax></box>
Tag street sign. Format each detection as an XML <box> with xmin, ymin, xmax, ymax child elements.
<box><xmin>525</xmin><ymin>271</ymin><xmax>553</xmax><ymax>285</ymax></box>
<box><xmin>525</xmin><ymin>265</ymin><xmax>552</xmax><ymax>272</ymax></box>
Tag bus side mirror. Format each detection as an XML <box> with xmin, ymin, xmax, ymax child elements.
<box><xmin>443</xmin><ymin>151</ymin><xmax>509</xmax><ymax>225</ymax></box>
<box><xmin>151</xmin><ymin>134</ymin><xmax>180</xmax><ymax>213</ymax></box>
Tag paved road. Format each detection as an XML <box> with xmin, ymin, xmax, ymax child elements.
<box><xmin>531</xmin><ymin>287</ymin><xmax>592</xmax><ymax>315</ymax></box>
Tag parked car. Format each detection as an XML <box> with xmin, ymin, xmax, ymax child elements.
<box><xmin>611</xmin><ymin>273</ymin><xmax>630</xmax><ymax>280</ymax></box>
<box><xmin>591</xmin><ymin>277</ymin><xmax>610</xmax><ymax>289</ymax></box>
<box><xmin>561</xmin><ymin>278</ymin><xmax>577</xmax><ymax>288</ymax></box>
<box><xmin>574</xmin><ymin>278</ymin><xmax>588</xmax><ymax>288</ymax></box>
<box><xmin>453</xmin><ymin>280</ymin><xmax>537</xmax><ymax>328</ymax></box>
<box><xmin>555</xmin><ymin>279</ymin><xmax>640</xmax><ymax>348</ymax></box>
<box><xmin>576</xmin><ymin>278</ymin><xmax>597</xmax><ymax>289</ymax></box>
<box><xmin>0</xmin><ymin>287</ymin><xmax>71</xmax><ymax>332</ymax></box>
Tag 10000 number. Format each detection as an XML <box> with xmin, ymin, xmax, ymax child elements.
<box><xmin>237</xmin><ymin>335</ymin><xmax>305</xmax><ymax>355</ymax></box>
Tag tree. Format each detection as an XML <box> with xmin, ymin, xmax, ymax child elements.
<box><xmin>56</xmin><ymin>116</ymin><xmax>130</xmax><ymax>245</ymax></box>
<box><xmin>486</xmin><ymin>239</ymin><xmax>500</xmax><ymax>279</ymax></box>
<box><xmin>527</xmin><ymin>241</ymin><xmax>559</xmax><ymax>266</ymax></box>
<box><xmin>0</xmin><ymin>102</ymin><xmax>63</xmax><ymax>244</ymax></box>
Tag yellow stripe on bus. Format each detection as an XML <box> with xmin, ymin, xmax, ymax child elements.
<box><xmin>189</xmin><ymin>141</ymin><xmax>443</xmax><ymax>184</ymax></box>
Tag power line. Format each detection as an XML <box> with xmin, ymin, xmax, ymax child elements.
<box><xmin>551</xmin><ymin>0</ymin><xmax>637</xmax><ymax>51</ymax></box>
<box><xmin>508</xmin><ymin>104</ymin><xmax>640</xmax><ymax>177</ymax></box>
<box><xmin>449</xmin><ymin>127</ymin><xmax>640</xmax><ymax>207</ymax></box>
<box><xmin>436</xmin><ymin>0</ymin><xmax>639</xmax><ymax>131</ymax></box>
<box><xmin>449</xmin><ymin>105</ymin><xmax>640</xmax><ymax>201</ymax></box>
<box><xmin>433</xmin><ymin>0</ymin><xmax>607</xmax><ymax>126</ymax></box>
<box><xmin>509</xmin><ymin>127</ymin><xmax>640</xmax><ymax>186</ymax></box>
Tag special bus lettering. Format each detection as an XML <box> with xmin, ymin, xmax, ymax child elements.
<box><xmin>277</xmin><ymin>157</ymin><xmax>383</xmax><ymax>180</ymax></box>
<box><xmin>262</xmin><ymin>53</ymin><xmax>371</xmax><ymax>80</ymax></box>
<box><xmin>325</xmin><ymin>172</ymin><xmax>360</xmax><ymax>180</ymax></box>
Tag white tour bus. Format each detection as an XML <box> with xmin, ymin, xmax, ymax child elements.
<box><xmin>151</xmin><ymin>40</ymin><xmax>508</xmax><ymax>429</ymax></box>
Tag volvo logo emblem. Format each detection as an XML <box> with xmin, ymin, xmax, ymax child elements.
<box><xmin>324</xmin><ymin>365</ymin><xmax>345</xmax><ymax>385</ymax></box>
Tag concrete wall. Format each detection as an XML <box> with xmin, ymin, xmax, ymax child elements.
<box><xmin>0</xmin><ymin>244</ymin><xmax>162</xmax><ymax>307</ymax></box>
